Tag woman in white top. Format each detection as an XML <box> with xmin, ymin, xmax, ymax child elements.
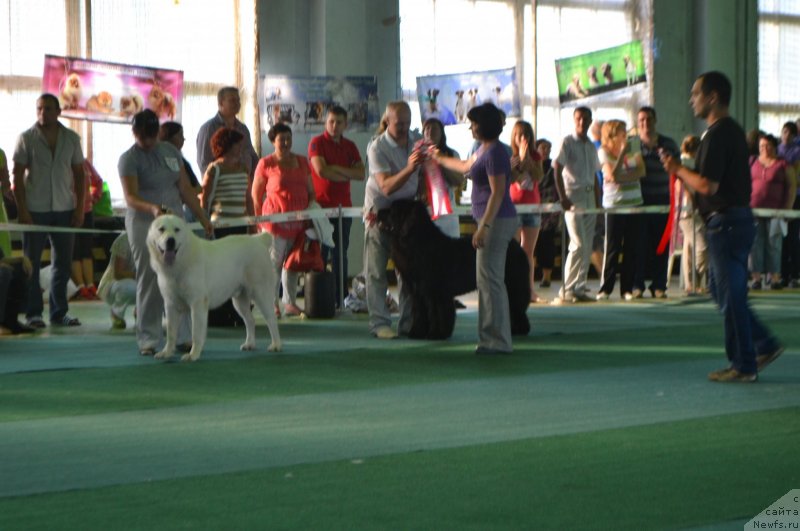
<box><xmin>201</xmin><ymin>127</ymin><xmax>251</xmax><ymax>237</ymax></box>
<box><xmin>596</xmin><ymin>119</ymin><xmax>645</xmax><ymax>300</ymax></box>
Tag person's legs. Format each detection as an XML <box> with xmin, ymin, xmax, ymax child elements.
<box><xmin>750</xmin><ymin>218</ymin><xmax>767</xmax><ymax>284</ymax></box>
<box><xmin>270</xmin><ymin>235</ymin><xmax>293</xmax><ymax>310</ymax></box>
<box><xmin>365</xmin><ymin>223</ymin><xmax>392</xmax><ymax>333</ymax></box>
<box><xmin>767</xmin><ymin>222</ymin><xmax>783</xmax><ymax>285</ymax></box>
<box><xmin>109</xmin><ymin>278</ymin><xmax>137</xmax><ymax>320</ymax></box>
<box><xmin>330</xmin><ymin>217</ymin><xmax>352</xmax><ymax>307</ymax></box>
<box><xmin>649</xmin><ymin>213</ymin><xmax>669</xmax><ymax>292</ymax></box>
<box><xmin>22</xmin><ymin>215</ymin><xmax>48</xmax><ymax>321</ymax></box>
<box><xmin>47</xmin><ymin>210</ymin><xmax>76</xmax><ymax>322</ymax></box>
<box><xmin>599</xmin><ymin>212</ymin><xmax>624</xmax><ymax>295</ymax></box>
<box><xmin>127</xmin><ymin>216</ymin><xmax>163</xmax><ymax>351</ymax></box>
<box><xmin>476</xmin><ymin>216</ymin><xmax>517</xmax><ymax>352</ymax></box>
<box><xmin>575</xmin><ymin>204</ymin><xmax>596</xmax><ymax>296</ymax></box>
<box><xmin>706</xmin><ymin>209</ymin><xmax>774</xmax><ymax>375</ymax></box>
<box><xmin>518</xmin><ymin>216</ymin><xmax>540</xmax><ymax>298</ymax></box>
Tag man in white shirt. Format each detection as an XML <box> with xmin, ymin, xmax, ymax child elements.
<box><xmin>554</xmin><ymin>106</ymin><xmax>601</xmax><ymax>303</ymax></box>
<box><xmin>13</xmin><ymin>94</ymin><xmax>86</xmax><ymax>327</ymax></box>
<box><xmin>364</xmin><ymin>101</ymin><xmax>423</xmax><ymax>338</ymax></box>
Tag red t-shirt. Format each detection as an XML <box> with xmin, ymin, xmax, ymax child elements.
<box><xmin>308</xmin><ymin>131</ymin><xmax>361</xmax><ymax>208</ymax></box>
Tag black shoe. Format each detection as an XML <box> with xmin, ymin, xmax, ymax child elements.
<box><xmin>8</xmin><ymin>322</ymin><xmax>37</xmax><ymax>334</ymax></box>
<box><xmin>539</xmin><ymin>280</ymin><xmax>551</xmax><ymax>288</ymax></box>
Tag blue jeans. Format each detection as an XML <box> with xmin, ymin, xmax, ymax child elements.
<box><xmin>706</xmin><ymin>208</ymin><xmax>779</xmax><ymax>374</ymax></box>
<box><xmin>24</xmin><ymin>210</ymin><xmax>75</xmax><ymax>321</ymax></box>
<box><xmin>322</xmin><ymin>217</ymin><xmax>352</xmax><ymax>307</ymax></box>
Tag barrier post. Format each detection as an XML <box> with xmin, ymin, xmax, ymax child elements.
<box><xmin>337</xmin><ymin>204</ymin><xmax>345</xmax><ymax>309</ymax></box>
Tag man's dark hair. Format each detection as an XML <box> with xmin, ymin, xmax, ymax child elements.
<box><xmin>217</xmin><ymin>86</ymin><xmax>239</xmax><ymax>105</ymax></box>
<box><xmin>698</xmin><ymin>71</ymin><xmax>732</xmax><ymax>107</ymax></box>
<box><xmin>327</xmin><ymin>105</ymin><xmax>348</xmax><ymax>120</ymax></box>
<box><xmin>38</xmin><ymin>93</ymin><xmax>61</xmax><ymax>110</ymax></box>
<box><xmin>638</xmin><ymin>106</ymin><xmax>657</xmax><ymax>120</ymax></box>
<box><xmin>574</xmin><ymin>106</ymin><xmax>592</xmax><ymax>120</ymax></box>
<box><xmin>782</xmin><ymin>121</ymin><xmax>798</xmax><ymax>137</ymax></box>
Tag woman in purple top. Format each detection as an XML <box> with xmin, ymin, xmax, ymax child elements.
<box><xmin>435</xmin><ymin>103</ymin><xmax>521</xmax><ymax>354</ymax></box>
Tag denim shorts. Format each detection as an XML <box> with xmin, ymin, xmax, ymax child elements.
<box><xmin>520</xmin><ymin>213</ymin><xmax>541</xmax><ymax>228</ymax></box>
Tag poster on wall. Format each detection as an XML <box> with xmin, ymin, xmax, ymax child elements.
<box><xmin>42</xmin><ymin>54</ymin><xmax>184</xmax><ymax>123</ymax></box>
<box><xmin>555</xmin><ymin>41</ymin><xmax>646</xmax><ymax>103</ymax></box>
<box><xmin>415</xmin><ymin>68</ymin><xmax>520</xmax><ymax>126</ymax></box>
<box><xmin>259</xmin><ymin>75</ymin><xmax>379</xmax><ymax>133</ymax></box>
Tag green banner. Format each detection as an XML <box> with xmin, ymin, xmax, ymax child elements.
<box><xmin>555</xmin><ymin>41</ymin><xmax>646</xmax><ymax>103</ymax></box>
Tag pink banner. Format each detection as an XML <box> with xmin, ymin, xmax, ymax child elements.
<box><xmin>42</xmin><ymin>54</ymin><xmax>183</xmax><ymax>124</ymax></box>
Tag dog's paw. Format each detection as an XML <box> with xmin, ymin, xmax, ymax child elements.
<box><xmin>240</xmin><ymin>342</ymin><xmax>256</xmax><ymax>351</ymax></box>
<box><xmin>267</xmin><ymin>342</ymin><xmax>282</xmax><ymax>352</ymax></box>
<box><xmin>180</xmin><ymin>352</ymin><xmax>199</xmax><ymax>362</ymax></box>
<box><xmin>154</xmin><ymin>350</ymin><xmax>174</xmax><ymax>360</ymax></box>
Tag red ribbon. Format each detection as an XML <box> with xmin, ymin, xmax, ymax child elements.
<box><xmin>656</xmin><ymin>173</ymin><xmax>677</xmax><ymax>255</ymax></box>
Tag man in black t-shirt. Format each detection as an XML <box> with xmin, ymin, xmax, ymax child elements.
<box><xmin>660</xmin><ymin>71</ymin><xmax>783</xmax><ymax>383</ymax></box>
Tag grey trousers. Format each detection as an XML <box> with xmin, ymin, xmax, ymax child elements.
<box><xmin>24</xmin><ymin>210</ymin><xmax>74</xmax><ymax>321</ymax></box>
<box><xmin>562</xmin><ymin>192</ymin><xmax>596</xmax><ymax>296</ymax></box>
<box><xmin>364</xmin><ymin>222</ymin><xmax>412</xmax><ymax>335</ymax></box>
<box><xmin>477</xmin><ymin>215</ymin><xmax>519</xmax><ymax>352</ymax></box>
<box><xmin>126</xmin><ymin>214</ymin><xmax>190</xmax><ymax>350</ymax></box>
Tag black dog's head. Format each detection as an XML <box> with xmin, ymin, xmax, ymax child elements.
<box><xmin>376</xmin><ymin>199</ymin><xmax>433</xmax><ymax>239</ymax></box>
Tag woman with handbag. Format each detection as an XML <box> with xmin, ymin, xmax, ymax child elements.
<box><xmin>252</xmin><ymin>123</ymin><xmax>316</xmax><ymax>317</ymax></box>
<box><xmin>201</xmin><ymin>128</ymin><xmax>251</xmax><ymax>237</ymax></box>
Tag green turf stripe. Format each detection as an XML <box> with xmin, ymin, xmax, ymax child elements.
<box><xmin>0</xmin><ymin>407</ymin><xmax>796</xmax><ymax>531</ymax></box>
<box><xmin>1</xmin><ymin>356</ymin><xmax>798</xmax><ymax>498</ymax></box>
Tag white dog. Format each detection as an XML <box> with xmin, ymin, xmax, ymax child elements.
<box><xmin>146</xmin><ymin>215</ymin><xmax>281</xmax><ymax>362</ymax></box>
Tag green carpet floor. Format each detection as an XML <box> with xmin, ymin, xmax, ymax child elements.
<box><xmin>0</xmin><ymin>290</ymin><xmax>798</xmax><ymax>529</ymax></box>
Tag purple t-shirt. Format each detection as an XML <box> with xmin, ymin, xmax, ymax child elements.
<box><xmin>470</xmin><ymin>141</ymin><xmax>516</xmax><ymax>220</ymax></box>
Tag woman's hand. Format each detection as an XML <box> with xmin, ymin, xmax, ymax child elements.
<box><xmin>472</xmin><ymin>225</ymin><xmax>488</xmax><ymax>249</ymax></box>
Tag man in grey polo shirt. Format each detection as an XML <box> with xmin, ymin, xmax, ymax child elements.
<box><xmin>13</xmin><ymin>93</ymin><xmax>86</xmax><ymax>327</ymax></box>
<box><xmin>364</xmin><ymin>101</ymin><xmax>423</xmax><ymax>339</ymax></box>
<box><xmin>554</xmin><ymin>106</ymin><xmax>601</xmax><ymax>303</ymax></box>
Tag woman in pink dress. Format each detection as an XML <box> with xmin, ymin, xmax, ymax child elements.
<box><xmin>749</xmin><ymin>134</ymin><xmax>796</xmax><ymax>289</ymax></box>
<box><xmin>252</xmin><ymin>123</ymin><xmax>316</xmax><ymax>316</ymax></box>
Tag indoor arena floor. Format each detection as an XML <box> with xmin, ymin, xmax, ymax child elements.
<box><xmin>1</xmin><ymin>282</ymin><xmax>798</xmax><ymax>530</ymax></box>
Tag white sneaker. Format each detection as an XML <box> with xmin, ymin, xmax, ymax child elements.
<box><xmin>595</xmin><ymin>292</ymin><xmax>610</xmax><ymax>301</ymax></box>
<box><xmin>623</xmin><ymin>292</ymin><xmax>634</xmax><ymax>301</ymax></box>
<box><xmin>373</xmin><ymin>325</ymin><xmax>398</xmax><ymax>339</ymax></box>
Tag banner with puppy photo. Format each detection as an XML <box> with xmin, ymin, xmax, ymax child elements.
<box><xmin>42</xmin><ymin>54</ymin><xmax>184</xmax><ymax>123</ymax></box>
<box><xmin>415</xmin><ymin>68</ymin><xmax>520</xmax><ymax>126</ymax></box>
<box><xmin>259</xmin><ymin>75</ymin><xmax>380</xmax><ymax>133</ymax></box>
<box><xmin>555</xmin><ymin>41</ymin><xmax>646</xmax><ymax>103</ymax></box>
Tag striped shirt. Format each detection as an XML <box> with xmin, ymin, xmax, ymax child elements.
<box><xmin>209</xmin><ymin>168</ymin><xmax>248</xmax><ymax>220</ymax></box>
<box><xmin>599</xmin><ymin>149</ymin><xmax>643</xmax><ymax>208</ymax></box>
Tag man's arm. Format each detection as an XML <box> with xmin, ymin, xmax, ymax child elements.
<box><xmin>71</xmin><ymin>163</ymin><xmax>86</xmax><ymax>227</ymax></box>
<box><xmin>195</xmin><ymin>121</ymin><xmax>214</xmax><ymax>176</ymax></box>
<box><xmin>310</xmin><ymin>156</ymin><xmax>365</xmax><ymax>182</ymax></box>
<box><xmin>553</xmin><ymin>162</ymin><xmax>573</xmax><ymax>211</ymax></box>
<box><xmin>373</xmin><ymin>151</ymin><xmax>423</xmax><ymax>196</ymax></box>
<box><xmin>12</xmin><ymin>163</ymin><xmax>31</xmax><ymax>224</ymax></box>
<box><xmin>660</xmin><ymin>152</ymin><xmax>719</xmax><ymax>196</ymax></box>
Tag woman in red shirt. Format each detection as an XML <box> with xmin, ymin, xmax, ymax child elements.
<box><xmin>252</xmin><ymin>123</ymin><xmax>316</xmax><ymax>316</ymax></box>
<box><xmin>509</xmin><ymin>121</ymin><xmax>544</xmax><ymax>302</ymax></box>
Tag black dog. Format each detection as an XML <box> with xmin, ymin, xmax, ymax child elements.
<box><xmin>377</xmin><ymin>199</ymin><xmax>530</xmax><ymax>340</ymax></box>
